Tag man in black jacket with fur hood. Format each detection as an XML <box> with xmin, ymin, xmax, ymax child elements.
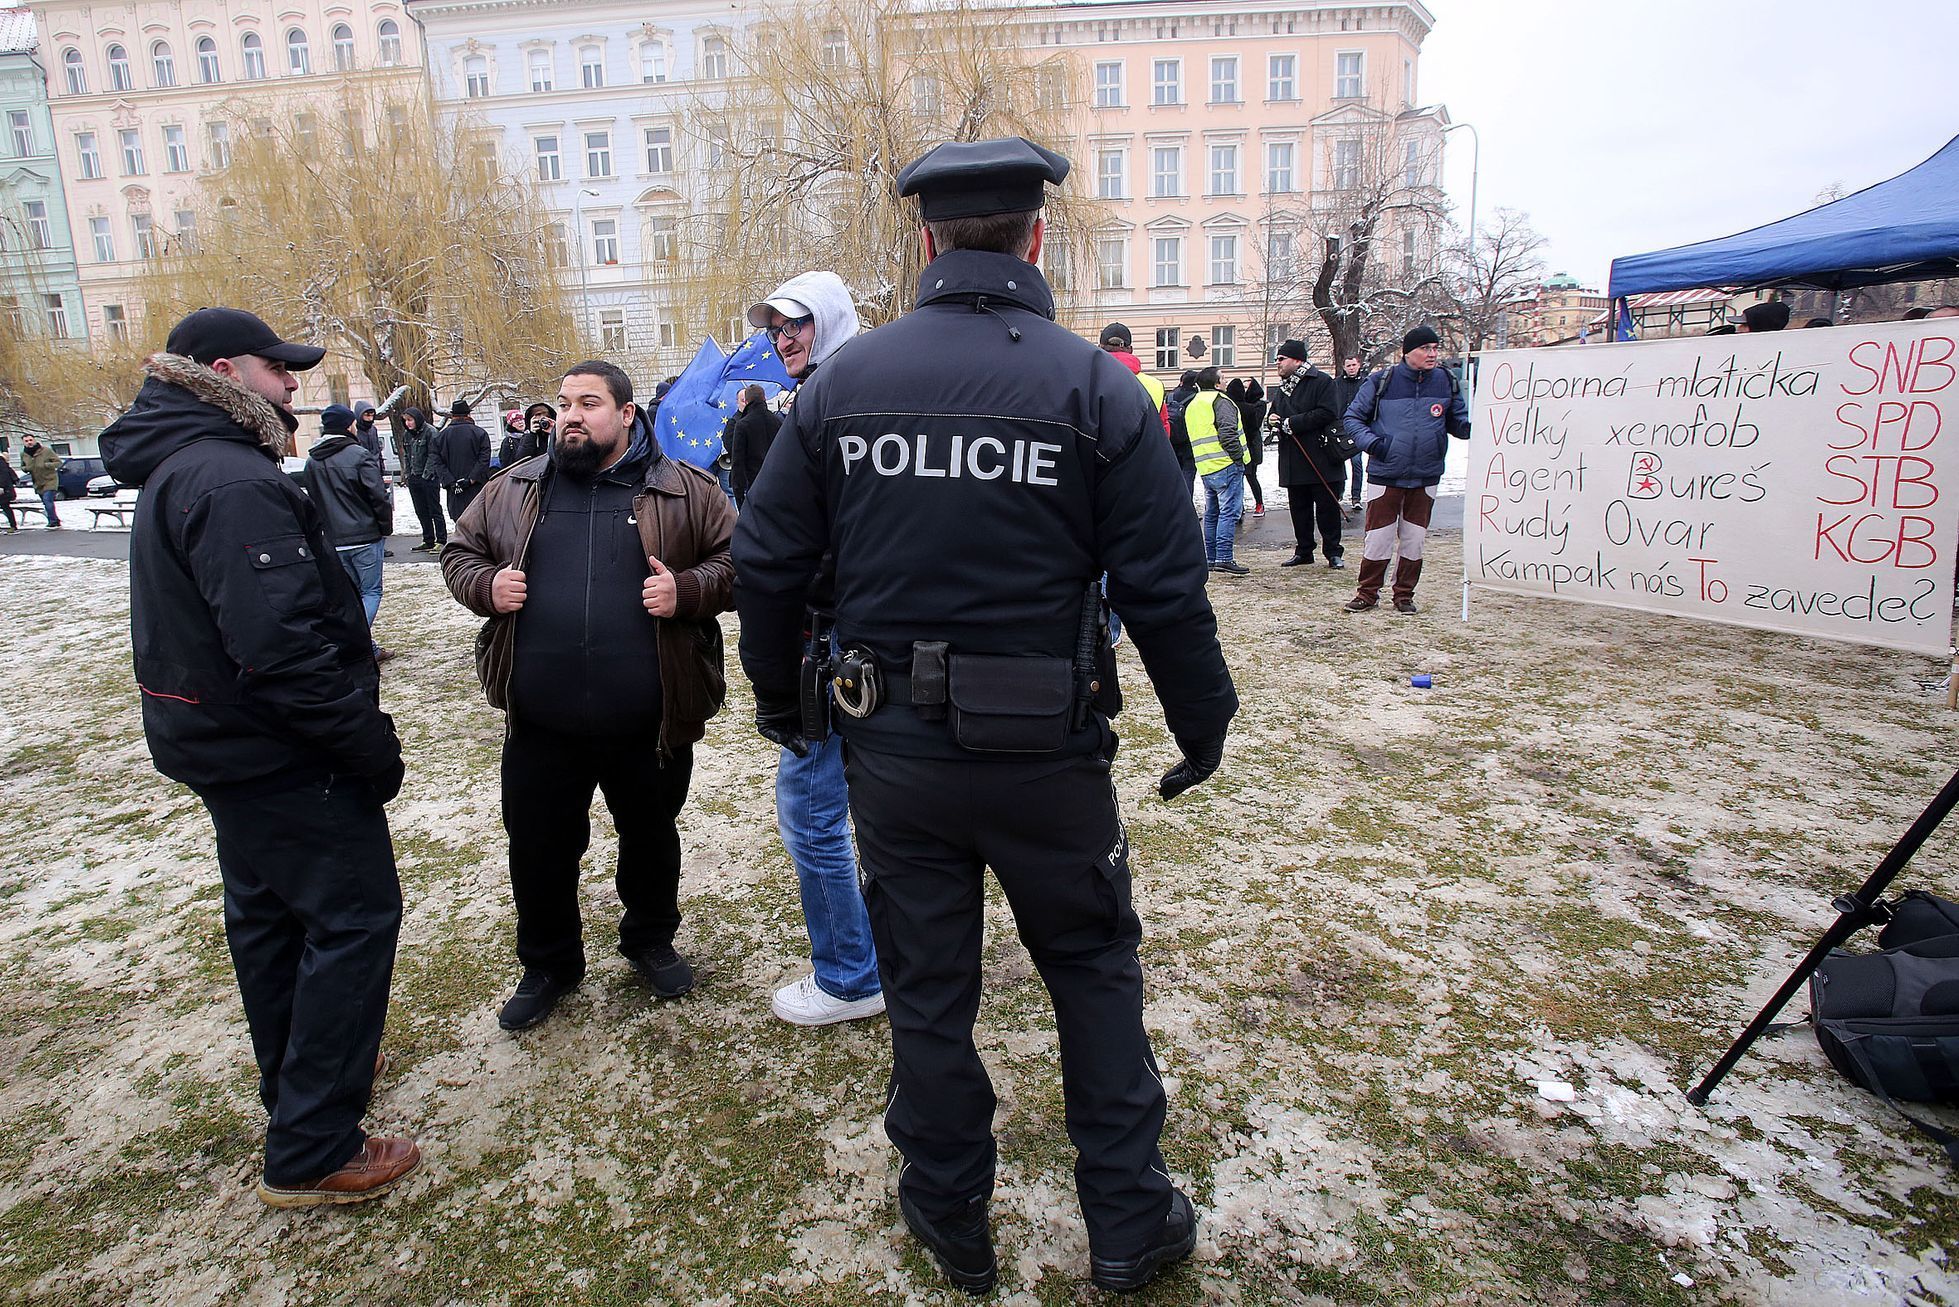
<box><xmin>99</xmin><ymin>308</ymin><xmax>419</xmax><ymax>1210</ymax></box>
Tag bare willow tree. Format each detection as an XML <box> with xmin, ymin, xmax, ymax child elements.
<box><xmin>1438</xmin><ymin>207</ymin><xmax>1547</xmax><ymax>353</ymax></box>
<box><xmin>138</xmin><ymin>85</ymin><xmax>579</xmax><ymax>412</ymax></box>
<box><xmin>654</xmin><ymin>0</ymin><xmax>1089</xmax><ymax>334</ymax></box>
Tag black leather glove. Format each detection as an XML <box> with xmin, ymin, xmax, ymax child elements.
<box><xmin>1158</xmin><ymin>731</ymin><xmax>1225</xmax><ymax>801</ymax></box>
<box><xmin>755</xmin><ymin>687</ymin><xmax>810</xmax><ymax>758</ymax></box>
<box><xmin>365</xmin><ymin>756</ymin><xmax>406</xmax><ymax>807</ymax></box>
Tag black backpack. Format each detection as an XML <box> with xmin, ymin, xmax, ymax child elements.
<box><xmin>1807</xmin><ymin>891</ymin><xmax>1959</xmax><ymax>1164</ymax></box>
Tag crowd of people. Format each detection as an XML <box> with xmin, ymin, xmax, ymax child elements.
<box><xmin>66</xmin><ymin>122</ymin><xmax>1959</xmax><ymax>1296</ymax></box>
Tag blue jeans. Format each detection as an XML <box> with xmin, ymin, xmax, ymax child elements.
<box><xmin>778</xmin><ymin>733</ymin><xmax>880</xmax><ymax>1001</ymax></box>
<box><xmin>335</xmin><ymin>540</ymin><xmax>385</xmax><ymax>633</ymax></box>
<box><xmin>1349</xmin><ymin>454</ymin><xmax>1365</xmax><ymax>501</ymax></box>
<box><xmin>715</xmin><ymin>462</ymin><xmax>736</xmax><ymax>508</ymax></box>
<box><xmin>39</xmin><ymin>489</ymin><xmax>60</xmax><ymax>525</ymax></box>
<box><xmin>1202</xmin><ymin>465</ymin><xmax>1245</xmax><ymax>564</ymax></box>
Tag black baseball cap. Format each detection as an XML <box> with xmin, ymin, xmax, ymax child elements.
<box><xmin>165</xmin><ymin>307</ymin><xmax>327</xmax><ymax>370</ymax></box>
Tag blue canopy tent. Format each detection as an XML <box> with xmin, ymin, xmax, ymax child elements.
<box><xmin>1606</xmin><ymin>133</ymin><xmax>1959</xmax><ymax>333</ymax></box>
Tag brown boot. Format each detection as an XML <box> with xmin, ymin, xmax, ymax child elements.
<box><xmin>256</xmin><ymin>1137</ymin><xmax>421</xmax><ymax>1208</ymax></box>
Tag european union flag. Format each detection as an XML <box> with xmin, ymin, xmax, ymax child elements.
<box><xmin>653</xmin><ymin>330</ymin><xmax>798</xmax><ymax>470</ymax></box>
<box><xmin>1614</xmin><ymin>298</ymin><xmax>1637</xmax><ymax>342</ymax></box>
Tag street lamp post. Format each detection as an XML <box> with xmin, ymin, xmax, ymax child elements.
<box><xmin>571</xmin><ymin>186</ymin><xmax>600</xmax><ymax>345</ymax></box>
<box><xmin>1442</xmin><ymin>120</ymin><xmax>1480</xmax><ymax>260</ymax></box>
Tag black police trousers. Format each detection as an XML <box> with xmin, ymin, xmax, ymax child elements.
<box><xmin>843</xmin><ymin>743</ymin><xmax>1174</xmax><ymax>1258</ymax></box>
<box><xmin>501</xmin><ymin>722</ymin><xmax>692</xmax><ymax>979</ymax></box>
<box><xmin>198</xmin><ymin>775</ymin><xmax>401</xmax><ymax>1187</ymax></box>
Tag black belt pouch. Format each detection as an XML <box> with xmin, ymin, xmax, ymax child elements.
<box><xmin>947</xmin><ymin>654</ymin><xmax>1073</xmax><ymax>753</ymax></box>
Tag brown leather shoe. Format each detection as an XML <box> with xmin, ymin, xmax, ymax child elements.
<box><xmin>373</xmin><ymin>1049</ymin><xmax>388</xmax><ymax>1081</ymax></box>
<box><xmin>256</xmin><ymin>1137</ymin><xmax>421</xmax><ymax>1208</ymax></box>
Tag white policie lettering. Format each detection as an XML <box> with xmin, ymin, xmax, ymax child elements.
<box><xmin>838</xmin><ymin>432</ymin><xmax>1063</xmax><ymax>486</ymax></box>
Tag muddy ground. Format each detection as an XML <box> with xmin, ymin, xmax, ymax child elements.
<box><xmin>0</xmin><ymin>536</ymin><xmax>1954</xmax><ymax>1306</ymax></box>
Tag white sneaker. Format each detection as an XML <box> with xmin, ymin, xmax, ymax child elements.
<box><xmin>772</xmin><ymin>974</ymin><xmax>886</xmax><ymax>1026</ymax></box>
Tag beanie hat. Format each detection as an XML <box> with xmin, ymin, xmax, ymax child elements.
<box><xmin>1099</xmin><ymin>322</ymin><xmax>1132</xmax><ymax>350</ymax></box>
<box><xmin>449</xmin><ymin>398</ymin><xmax>472</xmax><ymax>417</ymax></box>
<box><xmin>1274</xmin><ymin>339</ymin><xmax>1308</xmax><ymax>362</ymax></box>
<box><xmin>320</xmin><ymin>404</ymin><xmax>356</xmax><ymax>433</ymax></box>
<box><xmin>1401</xmin><ymin>325</ymin><xmax>1440</xmax><ymax>354</ymax></box>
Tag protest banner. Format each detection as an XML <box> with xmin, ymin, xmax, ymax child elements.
<box><xmin>1463</xmin><ymin>322</ymin><xmax>1959</xmax><ymax>655</ymax></box>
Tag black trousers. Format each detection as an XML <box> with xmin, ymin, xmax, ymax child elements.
<box><xmin>446</xmin><ymin>480</ymin><xmax>483</xmax><ymax>525</ymax></box>
<box><xmin>501</xmin><ymin>721</ymin><xmax>692</xmax><ymax>978</ymax></box>
<box><xmin>844</xmin><ymin>744</ymin><xmax>1173</xmax><ymax>1259</ymax></box>
<box><xmin>1287</xmin><ymin>483</ymin><xmax>1344</xmax><ymax>561</ymax></box>
<box><xmin>1244</xmin><ymin>460</ymin><xmax>1265</xmax><ymax>510</ymax></box>
<box><xmin>0</xmin><ymin>497</ymin><xmax>14</xmax><ymax>530</ymax></box>
<box><xmin>407</xmin><ymin>477</ymin><xmax>446</xmax><ymax>544</ymax></box>
<box><xmin>198</xmin><ymin>776</ymin><xmax>401</xmax><ymax>1186</ymax></box>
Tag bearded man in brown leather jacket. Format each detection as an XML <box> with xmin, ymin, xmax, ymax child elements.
<box><xmin>442</xmin><ymin>359</ymin><xmax>735</xmax><ymax>1031</ymax></box>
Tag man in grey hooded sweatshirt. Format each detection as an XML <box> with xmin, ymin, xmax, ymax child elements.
<box><xmin>742</xmin><ymin>272</ymin><xmax>886</xmax><ymax>1028</ymax></box>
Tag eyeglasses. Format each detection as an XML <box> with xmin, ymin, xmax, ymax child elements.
<box><xmin>766</xmin><ymin>315</ymin><xmax>813</xmax><ymax>342</ymax></box>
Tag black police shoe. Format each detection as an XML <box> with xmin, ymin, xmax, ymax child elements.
<box><xmin>497</xmin><ymin>969</ymin><xmax>581</xmax><ymax>1031</ymax></box>
<box><xmin>900</xmin><ymin>1191</ymin><xmax>996</xmax><ymax>1295</ymax></box>
<box><xmin>624</xmin><ymin>944</ymin><xmax>695</xmax><ymax>998</ymax></box>
<box><xmin>1279</xmin><ymin>553</ymin><xmax>1312</xmax><ymax>567</ymax></box>
<box><xmin>1090</xmin><ymin>1189</ymin><xmax>1197</xmax><ymax>1293</ymax></box>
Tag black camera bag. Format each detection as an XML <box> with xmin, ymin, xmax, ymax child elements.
<box><xmin>1880</xmin><ymin>891</ymin><xmax>1959</xmax><ymax>949</ymax></box>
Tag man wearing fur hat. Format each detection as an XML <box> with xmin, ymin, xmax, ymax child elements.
<box><xmin>99</xmin><ymin>308</ymin><xmax>416</xmax><ymax>1208</ymax></box>
<box><xmin>1341</xmin><ymin>324</ymin><xmax>1470</xmax><ymax>614</ymax></box>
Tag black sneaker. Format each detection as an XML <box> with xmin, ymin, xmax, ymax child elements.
<box><xmin>900</xmin><ymin>1191</ymin><xmax>996</xmax><ymax>1295</ymax></box>
<box><xmin>1090</xmin><ymin>1189</ymin><xmax>1197</xmax><ymax>1293</ymax></box>
<box><xmin>1394</xmin><ymin>598</ymin><xmax>1419</xmax><ymax>614</ymax></box>
<box><xmin>497</xmin><ymin>969</ymin><xmax>581</xmax><ymax>1031</ymax></box>
<box><xmin>1214</xmin><ymin>560</ymin><xmax>1250</xmax><ymax>576</ymax></box>
<box><xmin>624</xmin><ymin>944</ymin><xmax>695</xmax><ymax>998</ymax></box>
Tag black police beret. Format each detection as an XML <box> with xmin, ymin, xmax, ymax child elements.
<box><xmin>897</xmin><ymin>136</ymin><xmax>1070</xmax><ymax>221</ymax></box>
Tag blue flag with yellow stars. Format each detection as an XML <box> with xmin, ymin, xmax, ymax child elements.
<box><xmin>653</xmin><ymin>330</ymin><xmax>797</xmax><ymax>470</ymax></box>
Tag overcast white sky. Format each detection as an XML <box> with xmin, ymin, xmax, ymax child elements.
<box><xmin>1419</xmin><ymin>0</ymin><xmax>1959</xmax><ymax>293</ymax></box>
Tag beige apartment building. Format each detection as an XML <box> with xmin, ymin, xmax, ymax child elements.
<box><xmin>26</xmin><ymin>0</ymin><xmax>421</xmax><ymax>409</ymax></box>
<box><xmin>1028</xmin><ymin>0</ymin><xmax>1449</xmax><ymax>382</ymax></box>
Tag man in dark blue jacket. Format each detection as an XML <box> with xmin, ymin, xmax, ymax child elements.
<box><xmin>306</xmin><ymin>403</ymin><xmax>395</xmax><ymax>661</ymax></box>
<box><xmin>734</xmin><ymin>137</ymin><xmax>1234</xmax><ymax>1296</ymax></box>
<box><xmin>1342</xmin><ymin>325</ymin><xmax>1471</xmax><ymax>613</ymax></box>
<box><xmin>99</xmin><ymin>308</ymin><xmax>416</xmax><ymax>1208</ymax></box>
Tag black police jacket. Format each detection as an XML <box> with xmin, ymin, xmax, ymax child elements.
<box><xmin>734</xmin><ymin>248</ymin><xmax>1237</xmax><ymax>759</ymax></box>
<box><xmin>99</xmin><ymin>353</ymin><xmax>400</xmax><ymax>793</ymax></box>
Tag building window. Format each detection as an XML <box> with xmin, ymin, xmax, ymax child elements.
<box><xmin>600</xmin><ymin>309</ymin><xmax>627</xmax><ymax>351</ymax></box>
<box><xmin>173</xmin><ymin>208</ymin><xmax>197</xmax><ymax>251</ymax></box>
<box><xmin>1402</xmin><ymin>228</ymin><xmax>1417</xmax><ymax>277</ymax></box>
<box><xmin>24</xmin><ymin>200</ymin><xmax>49</xmax><ymax>248</ymax></box>
<box><xmin>1150</xmin><ymin>145</ymin><xmax>1181</xmax><ymax>197</ymax></box>
<box><xmin>207</xmin><ymin>121</ymin><xmax>231</xmax><ymax>168</ymax></box>
<box><xmin>580</xmin><ymin>45</ymin><xmax>604</xmax><ymax>88</ymax></box>
<box><xmin>0</xmin><ymin>297</ymin><xmax>21</xmax><ymax>334</ymax></box>
<box><xmin>1333</xmin><ymin>138</ymin><xmax>1361</xmax><ymax>189</ymax></box>
<box><xmin>464</xmin><ymin>56</ymin><xmax>490</xmax><ymax>98</ymax></box>
<box><xmin>591</xmin><ymin>217</ymin><xmax>618</xmax><ymax>264</ymax></box>
<box><xmin>89</xmin><ymin>216</ymin><xmax>113</xmax><ymax>261</ymax></box>
<box><xmin>540</xmin><ymin>222</ymin><xmax>567</xmax><ymax>267</ymax></box>
<box><xmin>44</xmin><ymin>294</ymin><xmax>69</xmax><ymax>338</ymax></box>
<box><xmin>242</xmin><ymin>34</ymin><xmax>266</xmax><ymax>80</ymax></box>
<box><xmin>1404</xmin><ymin>57</ymin><xmax>1415</xmax><ymax>107</ymax></box>
<box><xmin>1335</xmin><ymin>51</ymin><xmax>1363</xmax><ymax>99</ymax></box>
<box><xmin>1096</xmin><ymin>236</ymin><xmax>1126</xmax><ymax>290</ymax></box>
<box><xmin>163</xmin><ymin>124</ymin><xmax>188</xmax><ymax>172</ymax></box>
<box><xmin>132</xmin><ymin>212</ymin><xmax>156</xmax><ymax>259</ymax></box>
<box><xmin>295</xmin><ymin>112</ymin><xmax>317</xmax><ymax>153</ymax></box>
<box><xmin>287</xmin><ymin>29</ymin><xmax>310</xmax><ymax>75</ymax></box>
<box><xmin>1265</xmin><ymin>141</ymin><xmax>1295</xmax><ymax>193</ymax></box>
<box><xmin>77</xmin><ymin>132</ymin><xmax>101</xmax><ymax>178</ymax></box>
<box><xmin>1268</xmin><ymin>53</ymin><xmax>1295</xmax><ymax>101</ymax></box>
<box><xmin>107</xmin><ymin>44</ymin><xmax>132</xmax><ymax>91</ymax></box>
<box><xmin>657</xmin><ymin>320</ymin><xmax>676</xmax><ymax>349</ymax></box>
<box><xmin>1404</xmin><ymin>139</ymin><xmax>1422</xmax><ymax>189</ymax></box>
<box><xmin>331</xmin><ymin>24</ymin><xmax>354</xmax><ymax>71</ymax></box>
<box><xmin>104</xmin><ymin>303</ymin><xmax>127</xmax><ymax>339</ymax></box>
<box><xmin>151</xmin><ymin>41</ymin><xmax>175</xmax><ymax>87</ymax></box>
<box><xmin>196</xmin><ymin>36</ymin><xmax>220</xmax><ymax>83</ymax></box>
<box><xmin>1151</xmin><ymin>59</ymin><xmax>1180</xmax><ymax>106</ymax></box>
<box><xmin>1155</xmin><ymin>327</ymin><xmax>1178</xmax><ymax>371</ymax></box>
<box><xmin>1266</xmin><ymin>230</ymin><xmax>1293</xmax><ymax>276</ymax></box>
<box><xmin>821</xmin><ymin>28</ymin><xmax>845</xmax><ymax>69</ymax></box>
<box><xmin>1152</xmin><ymin>234</ymin><xmax>1182</xmax><ymax>286</ymax></box>
<box><xmin>644</xmin><ymin>126</ymin><xmax>672</xmax><ymax>173</ymax></box>
<box><xmin>648</xmin><ymin>216</ymin><xmax>675</xmax><ymax>260</ymax></box>
<box><xmin>1211</xmin><ymin>325</ymin><xmax>1235</xmax><ymax>367</ymax></box>
<box><xmin>1208</xmin><ymin>143</ymin><xmax>1237</xmax><ymax>195</ymax></box>
<box><xmin>1095</xmin><ymin>147</ymin><xmax>1124</xmax><ymax>199</ymax></box>
<box><xmin>7</xmin><ymin>110</ymin><xmax>29</xmax><ymax>156</ymax></box>
<box><xmin>534</xmin><ymin>135</ymin><xmax>560</xmax><ymax>181</ymax></box>
<box><xmin>1208</xmin><ymin>233</ymin><xmax>1238</xmax><ymax>284</ymax></box>
<box><xmin>1094</xmin><ymin>60</ymin><xmax>1122</xmax><ymax>108</ymax></box>
<box><xmin>119</xmin><ymin>128</ymin><xmax>144</xmax><ymax>175</ymax></box>
<box><xmin>706</xmin><ymin>125</ymin><xmax>728</xmax><ymax>168</ymax></box>
<box><xmin>640</xmin><ymin>41</ymin><xmax>667</xmax><ymax>83</ymax></box>
<box><xmin>525</xmin><ymin>48</ymin><xmax>552</xmax><ymax>92</ymax></box>
<box><xmin>378</xmin><ymin>20</ymin><xmax>402</xmax><ymax>65</ymax></box>
<box><xmin>62</xmin><ymin>48</ymin><xmax>87</xmax><ymax>95</ymax></box>
<box><xmin>1210</xmin><ymin>56</ymin><xmax>1238</xmax><ymax>104</ymax></box>
<box><xmin>584</xmin><ymin>130</ymin><xmax>611</xmax><ymax>177</ymax></box>
<box><xmin>701</xmin><ymin>36</ymin><xmax>729</xmax><ymax>79</ymax></box>
<box><xmin>913</xmin><ymin>74</ymin><xmax>942</xmax><ymax>116</ymax></box>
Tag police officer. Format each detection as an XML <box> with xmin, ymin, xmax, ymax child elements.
<box><xmin>733</xmin><ymin>138</ymin><xmax>1237</xmax><ymax>1295</ymax></box>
